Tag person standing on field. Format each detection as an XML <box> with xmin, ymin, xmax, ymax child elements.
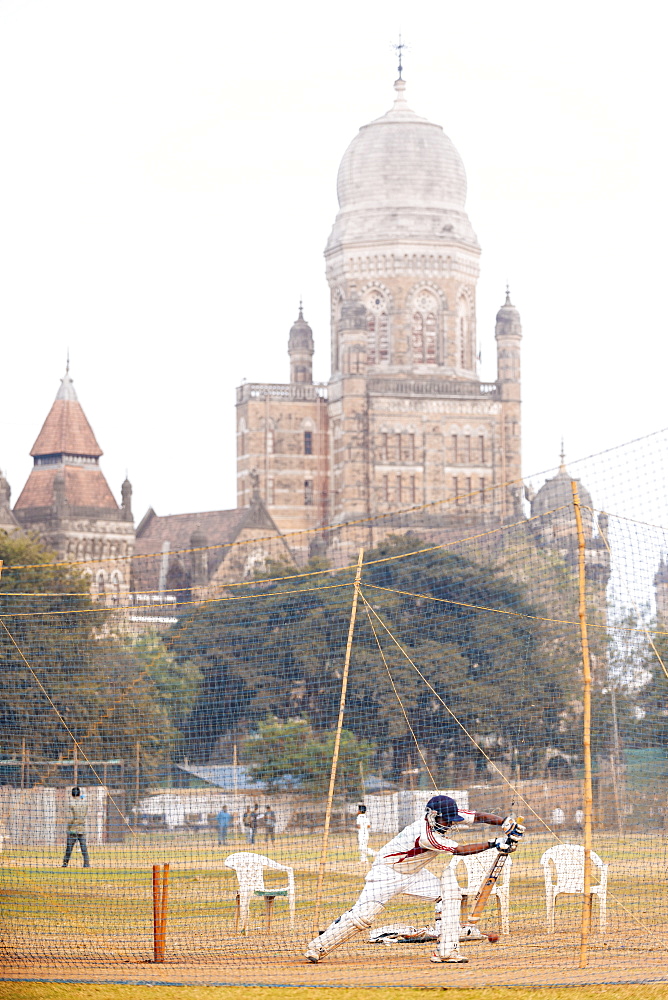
<box><xmin>356</xmin><ymin>804</ymin><xmax>374</xmax><ymax>864</ymax></box>
<box><xmin>62</xmin><ymin>787</ymin><xmax>90</xmax><ymax>868</ymax></box>
<box><xmin>243</xmin><ymin>806</ymin><xmax>254</xmax><ymax>843</ymax></box>
<box><xmin>263</xmin><ymin>804</ymin><xmax>276</xmax><ymax>844</ymax></box>
<box><xmin>216</xmin><ymin>805</ymin><xmax>232</xmax><ymax>845</ymax></box>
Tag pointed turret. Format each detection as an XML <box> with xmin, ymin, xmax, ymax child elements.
<box><xmin>30</xmin><ymin>369</ymin><xmax>103</xmax><ymax>460</ymax></box>
<box><xmin>495</xmin><ymin>286</ymin><xmax>522</xmax><ymax>390</ymax></box>
<box><xmin>288</xmin><ymin>302</ymin><xmax>314</xmax><ymax>383</ymax></box>
<box><xmin>121</xmin><ymin>476</ymin><xmax>133</xmax><ymax>522</ymax></box>
<box><xmin>12</xmin><ymin>366</ymin><xmax>135</xmax><ymax>602</ymax></box>
<box><xmin>14</xmin><ymin>368</ymin><xmax>116</xmax><ymax>513</ymax></box>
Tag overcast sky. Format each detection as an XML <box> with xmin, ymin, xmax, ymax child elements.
<box><xmin>1</xmin><ymin>0</ymin><xmax>665</xmax><ymax>523</ymax></box>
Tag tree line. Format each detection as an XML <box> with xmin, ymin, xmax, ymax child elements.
<box><xmin>1</xmin><ymin>529</ymin><xmax>660</xmax><ymax>793</ymax></box>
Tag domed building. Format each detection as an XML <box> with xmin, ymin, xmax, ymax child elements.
<box><xmin>529</xmin><ymin>449</ymin><xmax>610</xmax><ymax>586</ymax></box>
<box><xmin>236</xmin><ymin>75</ymin><xmax>523</xmax><ymax>547</ymax></box>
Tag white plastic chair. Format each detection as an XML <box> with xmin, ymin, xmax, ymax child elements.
<box><xmin>540</xmin><ymin>844</ymin><xmax>608</xmax><ymax>933</ymax></box>
<box><xmin>224</xmin><ymin>852</ymin><xmax>295</xmax><ymax>933</ymax></box>
<box><xmin>450</xmin><ymin>849</ymin><xmax>513</xmax><ymax>935</ymax></box>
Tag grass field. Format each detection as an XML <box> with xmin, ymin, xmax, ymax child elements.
<box><xmin>4</xmin><ymin>986</ymin><xmax>668</xmax><ymax>1000</ymax></box>
<box><xmin>2</xmin><ymin>829</ymin><xmax>667</xmax><ymax>990</ymax></box>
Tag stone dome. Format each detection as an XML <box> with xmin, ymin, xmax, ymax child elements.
<box><xmin>288</xmin><ymin>305</ymin><xmax>314</xmax><ymax>352</ymax></box>
<box><xmin>496</xmin><ymin>288</ymin><xmax>521</xmax><ymax>326</ymax></box>
<box><xmin>327</xmin><ymin>79</ymin><xmax>478</xmax><ymax>251</ymax></box>
<box><xmin>530</xmin><ymin>454</ymin><xmax>595</xmax><ymax>543</ymax></box>
<box><xmin>531</xmin><ymin>465</ymin><xmax>592</xmax><ymax>519</ymax></box>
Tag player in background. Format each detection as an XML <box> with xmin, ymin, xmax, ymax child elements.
<box><xmin>305</xmin><ymin>795</ymin><xmax>524</xmax><ymax>965</ymax></box>
<box><xmin>355</xmin><ymin>804</ymin><xmax>375</xmax><ymax>865</ymax></box>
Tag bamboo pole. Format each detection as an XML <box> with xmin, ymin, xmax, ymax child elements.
<box><xmin>152</xmin><ymin>862</ymin><xmax>169</xmax><ymax>962</ymax></box>
<box><xmin>572</xmin><ymin>481</ymin><xmax>594</xmax><ymax>968</ymax></box>
<box><xmin>233</xmin><ymin>743</ymin><xmax>238</xmax><ymax>835</ymax></box>
<box><xmin>152</xmin><ymin>865</ymin><xmax>162</xmax><ymax>962</ymax></box>
<box><xmin>135</xmin><ymin>741</ymin><xmax>140</xmax><ymax>824</ymax></box>
<box><xmin>20</xmin><ymin>738</ymin><xmax>26</xmax><ymax>790</ymax></box>
<box><xmin>73</xmin><ymin>745</ymin><xmax>78</xmax><ymax>786</ymax></box>
<box><xmin>313</xmin><ymin>548</ymin><xmax>364</xmax><ymax>934</ymax></box>
<box><xmin>159</xmin><ymin>863</ymin><xmax>169</xmax><ymax>961</ymax></box>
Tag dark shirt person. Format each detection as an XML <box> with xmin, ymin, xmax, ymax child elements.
<box><xmin>263</xmin><ymin>805</ymin><xmax>276</xmax><ymax>843</ymax></box>
<box><xmin>62</xmin><ymin>787</ymin><xmax>90</xmax><ymax>868</ymax></box>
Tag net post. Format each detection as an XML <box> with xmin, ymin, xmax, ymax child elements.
<box><xmin>134</xmin><ymin>741</ymin><xmax>140</xmax><ymax>826</ymax></box>
<box><xmin>572</xmin><ymin>481</ymin><xmax>594</xmax><ymax>968</ymax></box>
<box><xmin>313</xmin><ymin>546</ymin><xmax>364</xmax><ymax>934</ymax></box>
<box><xmin>152</xmin><ymin>865</ymin><xmax>162</xmax><ymax>962</ymax></box>
<box><xmin>159</xmin><ymin>863</ymin><xmax>169</xmax><ymax>961</ymax></box>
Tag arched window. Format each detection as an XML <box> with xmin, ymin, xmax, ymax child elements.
<box><xmin>458</xmin><ymin>294</ymin><xmax>472</xmax><ymax>369</ymax></box>
<box><xmin>412</xmin><ymin>313</ymin><xmax>424</xmax><ymax>363</ymax></box>
<box><xmin>110</xmin><ymin>571</ymin><xmax>121</xmax><ymax>607</ymax></box>
<box><xmin>97</xmin><ymin>571</ymin><xmax>106</xmax><ymax>596</ymax></box>
<box><xmin>412</xmin><ymin>291</ymin><xmax>439</xmax><ymax>365</ymax></box>
<box><xmin>365</xmin><ymin>290</ymin><xmax>390</xmax><ymax>365</ymax></box>
<box><xmin>425</xmin><ymin>313</ymin><xmax>437</xmax><ymax>363</ymax></box>
<box><xmin>377</xmin><ymin>312</ymin><xmax>389</xmax><ymax>362</ymax></box>
<box><xmin>366</xmin><ymin>313</ymin><xmax>377</xmax><ymax>365</ymax></box>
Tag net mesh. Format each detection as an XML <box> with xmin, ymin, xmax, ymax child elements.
<box><xmin>2</xmin><ymin>428</ymin><xmax>668</xmax><ymax>988</ymax></box>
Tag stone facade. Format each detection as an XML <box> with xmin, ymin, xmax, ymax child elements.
<box><xmin>133</xmin><ymin>477</ymin><xmax>292</xmax><ymax>611</ymax></box>
<box><xmin>655</xmin><ymin>557</ymin><xmax>668</xmax><ymax>625</ymax></box>
<box><xmin>529</xmin><ymin>455</ymin><xmax>611</xmax><ymax>590</ymax></box>
<box><xmin>237</xmin><ymin>79</ymin><xmax>523</xmax><ymax>548</ymax></box>
<box><xmin>11</xmin><ymin>369</ymin><xmax>135</xmax><ymax>602</ymax></box>
<box><xmin>0</xmin><ymin>470</ymin><xmax>19</xmax><ymax>535</ymax></box>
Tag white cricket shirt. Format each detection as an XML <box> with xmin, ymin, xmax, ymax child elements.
<box><xmin>373</xmin><ymin>811</ymin><xmax>476</xmax><ymax>876</ymax></box>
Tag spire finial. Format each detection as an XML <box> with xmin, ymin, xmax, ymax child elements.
<box><xmin>505</xmin><ymin>284</ymin><xmax>511</xmax><ymax>306</ymax></box>
<box><xmin>299</xmin><ymin>297</ymin><xmax>303</xmax><ymax>319</ymax></box>
<box><xmin>393</xmin><ymin>34</ymin><xmax>407</xmax><ymax>81</ymax></box>
<box><xmin>559</xmin><ymin>439</ymin><xmax>566</xmax><ymax>471</ymax></box>
<box><xmin>66</xmin><ymin>348</ymin><xmax>70</xmax><ymax>375</ymax></box>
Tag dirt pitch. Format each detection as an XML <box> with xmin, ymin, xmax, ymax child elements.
<box><xmin>1</xmin><ymin>831</ymin><xmax>667</xmax><ymax>989</ymax></box>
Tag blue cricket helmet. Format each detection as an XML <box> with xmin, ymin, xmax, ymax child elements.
<box><xmin>426</xmin><ymin>794</ymin><xmax>465</xmax><ymax>828</ymax></box>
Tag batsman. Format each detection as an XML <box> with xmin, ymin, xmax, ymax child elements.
<box><xmin>305</xmin><ymin>795</ymin><xmax>525</xmax><ymax>965</ymax></box>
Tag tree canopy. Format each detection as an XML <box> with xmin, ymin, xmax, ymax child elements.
<box><xmin>0</xmin><ymin>531</ymin><xmax>196</xmax><ymax>788</ymax></box>
<box><xmin>244</xmin><ymin>716</ymin><xmax>373</xmax><ymax>794</ymax></box>
<box><xmin>170</xmin><ymin>534</ymin><xmax>591</xmax><ymax>782</ymax></box>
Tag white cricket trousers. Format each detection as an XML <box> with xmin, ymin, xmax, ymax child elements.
<box><xmin>351</xmin><ymin>862</ymin><xmax>460</xmax><ymax>951</ymax></box>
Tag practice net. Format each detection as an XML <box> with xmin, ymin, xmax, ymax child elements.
<box><xmin>2</xmin><ymin>428</ymin><xmax>668</xmax><ymax>988</ymax></box>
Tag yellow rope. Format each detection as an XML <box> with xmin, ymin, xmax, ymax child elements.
<box><xmin>11</xmin><ymin>422</ymin><xmax>668</xmax><ymax>574</ymax></box>
<box><xmin>362</xmin><ymin>582</ymin><xmax>668</xmax><ymax>637</ymax></box>
<box><xmin>361</xmin><ymin>594</ymin><xmax>437</xmax><ymax>789</ymax></box>
<box><xmin>0</xmin><ymin>582</ymin><xmax>355</xmax><ymax>619</ymax></box>
<box><xmin>361</xmin><ymin>595</ymin><xmax>658</xmax><ymax>935</ymax></box>
<box><xmin>361</xmin><ymin>596</ymin><xmax>553</xmax><ymax>831</ymax></box>
<box><xmin>3</xmin><ymin>501</ymin><xmax>573</xmax><ymax>594</ymax></box>
<box><xmin>585</xmin><ymin>505</ymin><xmax>668</xmax><ymax>682</ymax></box>
<box><xmin>6</xmin><ymin>470</ymin><xmax>530</xmax><ymax>572</ymax></box>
